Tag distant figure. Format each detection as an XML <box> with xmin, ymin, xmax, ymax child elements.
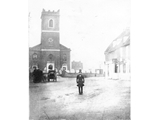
<box><xmin>32</xmin><ymin>67</ymin><xmax>43</xmax><ymax>83</ymax></box>
<box><xmin>43</xmin><ymin>67</ymin><xmax>47</xmax><ymax>82</ymax></box>
<box><xmin>76</xmin><ymin>70</ymin><xmax>85</xmax><ymax>95</ymax></box>
<box><xmin>37</xmin><ymin>68</ymin><xmax>43</xmax><ymax>82</ymax></box>
<box><xmin>32</xmin><ymin>66</ymin><xmax>37</xmax><ymax>83</ymax></box>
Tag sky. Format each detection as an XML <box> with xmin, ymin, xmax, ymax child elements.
<box><xmin>28</xmin><ymin>0</ymin><xmax>130</xmax><ymax>70</ymax></box>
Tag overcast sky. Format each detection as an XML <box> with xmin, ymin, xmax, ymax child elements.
<box><xmin>28</xmin><ymin>0</ymin><xmax>130</xmax><ymax>70</ymax></box>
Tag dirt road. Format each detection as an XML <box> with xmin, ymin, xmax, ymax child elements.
<box><xmin>29</xmin><ymin>77</ymin><xmax>130</xmax><ymax>120</ymax></box>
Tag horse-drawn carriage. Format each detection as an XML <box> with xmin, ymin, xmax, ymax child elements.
<box><xmin>43</xmin><ymin>70</ymin><xmax>57</xmax><ymax>82</ymax></box>
<box><xmin>43</xmin><ymin>65</ymin><xmax>57</xmax><ymax>82</ymax></box>
<box><xmin>47</xmin><ymin>69</ymin><xmax>57</xmax><ymax>82</ymax></box>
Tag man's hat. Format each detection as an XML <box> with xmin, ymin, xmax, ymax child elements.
<box><xmin>79</xmin><ymin>69</ymin><xmax>82</xmax><ymax>73</ymax></box>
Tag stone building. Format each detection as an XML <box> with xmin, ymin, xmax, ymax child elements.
<box><xmin>29</xmin><ymin>9</ymin><xmax>71</xmax><ymax>72</ymax></box>
<box><xmin>104</xmin><ymin>28</ymin><xmax>130</xmax><ymax>80</ymax></box>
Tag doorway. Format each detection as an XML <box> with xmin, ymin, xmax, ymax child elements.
<box><xmin>47</xmin><ymin>62</ymin><xmax>54</xmax><ymax>72</ymax></box>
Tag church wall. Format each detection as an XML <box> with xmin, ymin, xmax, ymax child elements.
<box><xmin>60</xmin><ymin>51</ymin><xmax>70</xmax><ymax>70</ymax></box>
<box><xmin>41</xmin><ymin>32</ymin><xmax>60</xmax><ymax>49</ymax></box>
<box><xmin>40</xmin><ymin>51</ymin><xmax>61</xmax><ymax>70</ymax></box>
<box><xmin>41</xmin><ymin>15</ymin><xmax>59</xmax><ymax>31</ymax></box>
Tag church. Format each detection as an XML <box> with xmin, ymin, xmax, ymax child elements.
<box><xmin>29</xmin><ymin>9</ymin><xmax>71</xmax><ymax>71</ymax></box>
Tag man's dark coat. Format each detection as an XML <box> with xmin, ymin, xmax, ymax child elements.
<box><xmin>76</xmin><ymin>74</ymin><xmax>85</xmax><ymax>86</ymax></box>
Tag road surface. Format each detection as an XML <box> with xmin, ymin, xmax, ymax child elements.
<box><xmin>29</xmin><ymin>77</ymin><xmax>130</xmax><ymax>120</ymax></box>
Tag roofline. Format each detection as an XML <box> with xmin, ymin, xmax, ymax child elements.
<box><xmin>104</xmin><ymin>29</ymin><xmax>130</xmax><ymax>53</ymax></box>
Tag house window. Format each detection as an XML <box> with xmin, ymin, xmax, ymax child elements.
<box><xmin>123</xmin><ymin>36</ymin><xmax>129</xmax><ymax>43</ymax></box>
<box><xmin>116</xmin><ymin>38</ymin><xmax>122</xmax><ymax>45</ymax></box>
<box><xmin>123</xmin><ymin>63</ymin><xmax>126</xmax><ymax>73</ymax></box>
<box><xmin>113</xmin><ymin>41</ymin><xmax>116</xmax><ymax>47</ymax></box>
<box><xmin>115</xmin><ymin>64</ymin><xmax>118</xmax><ymax>73</ymax></box>
<box><xmin>129</xmin><ymin>64</ymin><xmax>131</xmax><ymax>73</ymax></box>
<box><xmin>49</xmin><ymin>19</ymin><xmax>54</xmax><ymax>28</ymax></box>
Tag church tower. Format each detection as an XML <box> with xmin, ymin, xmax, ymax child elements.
<box><xmin>40</xmin><ymin>9</ymin><xmax>61</xmax><ymax>71</ymax></box>
<box><xmin>41</xmin><ymin>9</ymin><xmax>60</xmax><ymax>49</ymax></box>
<box><xmin>29</xmin><ymin>9</ymin><xmax>71</xmax><ymax>72</ymax></box>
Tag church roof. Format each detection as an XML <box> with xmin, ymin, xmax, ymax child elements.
<box><xmin>29</xmin><ymin>44</ymin><xmax>41</xmax><ymax>51</ymax></box>
<box><xmin>60</xmin><ymin>44</ymin><xmax>71</xmax><ymax>51</ymax></box>
<box><xmin>29</xmin><ymin>43</ymin><xmax>71</xmax><ymax>51</ymax></box>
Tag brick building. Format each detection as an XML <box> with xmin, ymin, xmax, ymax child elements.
<box><xmin>104</xmin><ymin>28</ymin><xmax>130</xmax><ymax>80</ymax></box>
<box><xmin>29</xmin><ymin>9</ymin><xmax>71</xmax><ymax>72</ymax></box>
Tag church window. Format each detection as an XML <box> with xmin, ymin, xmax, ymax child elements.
<box><xmin>63</xmin><ymin>54</ymin><xmax>67</xmax><ymax>62</ymax></box>
<box><xmin>48</xmin><ymin>54</ymin><xmax>53</xmax><ymax>60</ymax></box>
<box><xmin>49</xmin><ymin>19</ymin><xmax>54</xmax><ymax>28</ymax></box>
<box><xmin>32</xmin><ymin>53</ymin><xmax>38</xmax><ymax>59</ymax></box>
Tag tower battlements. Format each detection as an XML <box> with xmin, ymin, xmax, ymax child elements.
<box><xmin>42</xmin><ymin>9</ymin><xmax>60</xmax><ymax>16</ymax></box>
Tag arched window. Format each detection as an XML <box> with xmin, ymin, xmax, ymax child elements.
<box><xmin>49</xmin><ymin>19</ymin><xmax>54</xmax><ymax>28</ymax></box>
<box><xmin>63</xmin><ymin>54</ymin><xmax>67</xmax><ymax>62</ymax></box>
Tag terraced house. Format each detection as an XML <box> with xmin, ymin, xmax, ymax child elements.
<box><xmin>104</xmin><ymin>29</ymin><xmax>130</xmax><ymax>80</ymax></box>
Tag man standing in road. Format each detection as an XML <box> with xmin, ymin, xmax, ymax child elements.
<box><xmin>76</xmin><ymin>70</ymin><xmax>85</xmax><ymax>95</ymax></box>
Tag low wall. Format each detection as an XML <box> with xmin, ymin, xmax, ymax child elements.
<box><xmin>107</xmin><ymin>73</ymin><xmax>131</xmax><ymax>80</ymax></box>
<box><xmin>63</xmin><ymin>73</ymin><xmax>104</xmax><ymax>78</ymax></box>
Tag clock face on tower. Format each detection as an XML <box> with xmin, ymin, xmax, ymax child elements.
<box><xmin>48</xmin><ymin>38</ymin><xmax>53</xmax><ymax>42</ymax></box>
<box><xmin>48</xmin><ymin>38</ymin><xmax>54</xmax><ymax>46</ymax></box>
